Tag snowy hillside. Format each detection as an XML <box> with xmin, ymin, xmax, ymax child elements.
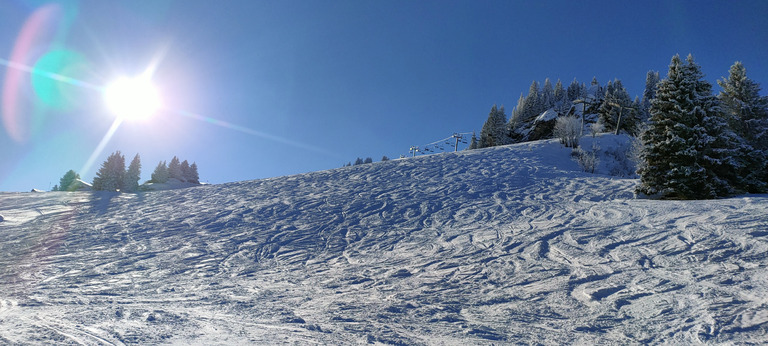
<box><xmin>1</xmin><ymin>137</ymin><xmax>767</xmax><ymax>344</ymax></box>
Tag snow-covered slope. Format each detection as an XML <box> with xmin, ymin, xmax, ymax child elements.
<box><xmin>1</xmin><ymin>137</ymin><xmax>767</xmax><ymax>344</ymax></box>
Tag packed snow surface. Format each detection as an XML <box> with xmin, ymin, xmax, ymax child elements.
<box><xmin>1</xmin><ymin>137</ymin><xmax>767</xmax><ymax>344</ymax></box>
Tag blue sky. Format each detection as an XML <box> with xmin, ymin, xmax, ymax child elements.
<box><xmin>1</xmin><ymin>0</ymin><xmax>767</xmax><ymax>192</ymax></box>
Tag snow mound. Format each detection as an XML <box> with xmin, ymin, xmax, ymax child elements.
<box><xmin>0</xmin><ymin>138</ymin><xmax>767</xmax><ymax>344</ymax></box>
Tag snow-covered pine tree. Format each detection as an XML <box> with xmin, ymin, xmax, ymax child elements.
<box><xmin>58</xmin><ymin>169</ymin><xmax>80</xmax><ymax>191</ymax></box>
<box><xmin>638</xmin><ymin>55</ymin><xmax>706</xmax><ymax>198</ymax></box>
<box><xmin>541</xmin><ymin>78</ymin><xmax>555</xmax><ymax>110</ymax></box>
<box><xmin>480</xmin><ymin>105</ymin><xmax>508</xmax><ymax>148</ymax></box>
<box><xmin>151</xmin><ymin>161</ymin><xmax>169</xmax><ymax>183</ymax></box>
<box><xmin>641</xmin><ymin>70</ymin><xmax>661</xmax><ymax>122</ymax></box>
<box><xmin>598</xmin><ymin>79</ymin><xmax>635</xmax><ymax>134</ymax></box>
<box><xmin>718</xmin><ymin>61</ymin><xmax>768</xmax><ymax>151</ymax></box>
<box><xmin>638</xmin><ymin>54</ymin><xmax>742</xmax><ymax>199</ymax></box>
<box><xmin>189</xmin><ymin>162</ymin><xmax>200</xmax><ymax>184</ymax></box>
<box><xmin>92</xmin><ymin>151</ymin><xmax>125</xmax><ymax>191</ymax></box>
<box><xmin>168</xmin><ymin>156</ymin><xmax>182</xmax><ymax>181</ymax></box>
<box><xmin>467</xmin><ymin>131</ymin><xmax>478</xmax><ymax>150</ymax></box>
<box><xmin>553</xmin><ymin>79</ymin><xmax>567</xmax><ymax>115</ymax></box>
<box><xmin>123</xmin><ymin>154</ymin><xmax>141</xmax><ymax>192</ymax></box>
<box><xmin>180</xmin><ymin>160</ymin><xmax>191</xmax><ymax>182</ymax></box>
<box><xmin>597</xmin><ymin>80</ymin><xmax>615</xmax><ymax>127</ymax></box>
<box><xmin>566</xmin><ymin>78</ymin><xmax>581</xmax><ymax>103</ymax></box>
<box><xmin>521</xmin><ymin>81</ymin><xmax>542</xmax><ymax>124</ymax></box>
<box><xmin>685</xmin><ymin>55</ymin><xmax>749</xmax><ymax>195</ymax></box>
<box><xmin>508</xmin><ymin>93</ymin><xmax>526</xmax><ymax>141</ymax></box>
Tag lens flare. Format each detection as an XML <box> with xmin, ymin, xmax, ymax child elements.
<box><xmin>32</xmin><ymin>49</ymin><xmax>91</xmax><ymax>110</ymax></box>
<box><xmin>1</xmin><ymin>4</ymin><xmax>71</xmax><ymax>143</ymax></box>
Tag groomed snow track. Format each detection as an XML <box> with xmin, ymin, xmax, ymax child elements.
<box><xmin>1</xmin><ymin>138</ymin><xmax>767</xmax><ymax>344</ymax></box>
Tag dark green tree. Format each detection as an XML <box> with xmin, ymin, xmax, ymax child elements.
<box><xmin>638</xmin><ymin>54</ymin><xmax>742</xmax><ymax>199</ymax></box>
<box><xmin>168</xmin><ymin>156</ymin><xmax>182</xmax><ymax>181</ymax></box>
<box><xmin>718</xmin><ymin>61</ymin><xmax>768</xmax><ymax>151</ymax></box>
<box><xmin>641</xmin><ymin>70</ymin><xmax>661</xmax><ymax>122</ymax></box>
<box><xmin>57</xmin><ymin>169</ymin><xmax>81</xmax><ymax>191</ymax></box>
<box><xmin>598</xmin><ymin>79</ymin><xmax>636</xmax><ymax>134</ymax></box>
<box><xmin>479</xmin><ymin>105</ymin><xmax>508</xmax><ymax>148</ymax></box>
<box><xmin>123</xmin><ymin>154</ymin><xmax>141</xmax><ymax>192</ymax></box>
<box><xmin>180</xmin><ymin>160</ymin><xmax>191</xmax><ymax>182</ymax></box>
<box><xmin>467</xmin><ymin>131</ymin><xmax>478</xmax><ymax>150</ymax></box>
<box><xmin>151</xmin><ymin>161</ymin><xmax>169</xmax><ymax>183</ymax></box>
<box><xmin>92</xmin><ymin>151</ymin><xmax>126</xmax><ymax>191</ymax></box>
<box><xmin>188</xmin><ymin>162</ymin><xmax>200</xmax><ymax>184</ymax></box>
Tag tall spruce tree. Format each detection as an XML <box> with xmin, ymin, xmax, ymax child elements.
<box><xmin>123</xmin><ymin>154</ymin><xmax>141</xmax><ymax>192</ymax></box>
<box><xmin>508</xmin><ymin>93</ymin><xmax>526</xmax><ymax>141</ymax></box>
<box><xmin>638</xmin><ymin>54</ymin><xmax>742</xmax><ymax>199</ymax></box>
<box><xmin>151</xmin><ymin>161</ymin><xmax>169</xmax><ymax>183</ymax></box>
<box><xmin>480</xmin><ymin>105</ymin><xmax>508</xmax><ymax>148</ymax></box>
<box><xmin>92</xmin><ymin>151</ymin><xmax>126</xmax><ymax>191</ymax></box>
<box><xmin>180</xmin><ymin>160</ymin><xmax>191</xmax><ymax>182</ymax></box>
<box><xmin>641</xmin><ymin>70</ymin><xmax>661</xmax><ymax>122</ymax></box>
<box><xmin>553</xmin><ymin>79</ymin><xmax>567</xmax><ymax>115</ymax></box>
<box><xmin>521</xmin><ymin>81</ymin><xmax>542</xmax><ymax>124</ymax></box>
<box><xmin>168</xmin><ymin>156</ymin><xmax>182</xmax><ymax>181</ymax></box>
<box><xmin>189</xmin><ymin>163</ymin><xmax>200</xmax><ymax>184</ymax></box>
<box><xmin>541</xmin><ymin>78</ymin><xmax>555</xmax><ymax>110</ymax></box>
<box><xmin>718</xmin><ymin>61</ymin><xmax>768</xmax><ymax>151</ymax></box>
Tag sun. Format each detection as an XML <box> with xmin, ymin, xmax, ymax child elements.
<box><xmin>103</xmin><ymin>76</ymin><xmax>161</xmax><ymax>120</ymax></box>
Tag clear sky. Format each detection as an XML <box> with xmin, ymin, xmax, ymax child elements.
<box><xmin>1</xmin><ymin>0</ymin><xmax>767</xmax><ymax>192</ymax></box>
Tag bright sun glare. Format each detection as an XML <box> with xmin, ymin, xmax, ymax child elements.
<box><xmin>103</xmin><ymin>76</ymin><xmax>161</xmax><ymax>120</ymax></box>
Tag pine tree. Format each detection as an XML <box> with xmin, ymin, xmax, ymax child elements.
<box><xmin>123</xmin><ymin>154</ymin><xmax>141</xmax><ymax>192</ymax></box>
<box><xmin>479</xmin><ymin>105</ymin><xmax>508</xmax><ymax>148</ymax></box>
<box><xmin>151</xmin><ymin>161</ymin><xmax>169</xmax><ymax>183</ymax></box>
<box><xmin>354</xmin><ymin>157</ymin><xmax>364</xmax><ymax>165</ymax></box>
<box><xmin>553</xmin><ymin>79</ymin><xmax>567</xmax><ymax>115</ymax></box>
<box><xmin>638</xmin><ymin>54</ymin><xmax>742</xmax><ymax>199</ymax></box>
<box><xmin>521</xmin><ymin>81</ymin><xmax>542</xmax><ymax>124</ymax></box>
<box><xmin>567</xmin><ymin>78</ymin><xmax>581</xmax><ymax>102</ymax></box>
<box><xmin>168</xmin><ymin>156</ymin><xmax>182</xmax><ymax>181</ymax></box>
<box><xmin>508</xmin><ymin>93</ymin><xmax>526</xmax><ymax>141</ymax></box>
<box><xmin>718</xmin><ymin>61</ymin><xmax>768</xmax><ymax>151</ymax></box>
<box><xmin>58</xmin><ymin>169</ymin><xmax>80</xmax><ymax>191</ymax></box>
<box><xmin>467</xmin><ymin>131</ymin><xmax>478</xmax><ymax>150</ymax></box>
<box><xmin>364</xmin><ymin>157</ymin><xmax>373</xmax><ymax>164</ymax></box>
<box><xmin>641</xmin><ymin>70</ymin><xmax>661</xmax><ymax>122</ymax></box>
<box><xmin>598</xmin><ymin>79</ymin><xmax>635</xmax><ymax>133</ymax></box>
<box><xmin>92</xmin><ymin>151</ymin><xmax>126</xmax><ymax>191</ymax></box>
<box><xmin>180</xmin><ymin>160</ymin><xmax>191</xmax><ymax>182</ymax></box>
<box><xmin>541</xmin><ymin>78</ymin><xmax>555</xmax><ymax>110</ymax></box>
<box><xmin>381</xmin><ymin>156</ymin><xmax>390</xmax><ymax>161</ymax></box>
<box><xmin>189</xmin><ymin>162</ymin><xmax>200</xmax><ymax>184</ymax></box>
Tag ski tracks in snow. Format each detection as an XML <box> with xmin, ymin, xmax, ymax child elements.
<box><xmin>1</xmin><ymin>139</ymin><xmax>768</xmax><ymax>344</ymax></box>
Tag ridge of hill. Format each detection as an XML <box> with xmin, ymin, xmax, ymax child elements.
<box><xmin>1</xmin><ymin>136</ymin><xmax>767</xmax><ymax>344</ymax></box>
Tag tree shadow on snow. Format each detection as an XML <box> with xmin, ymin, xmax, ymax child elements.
<box><xmin>89</xmin><ymin>191</ymin><xmax>120</xmax><ymax>214</ymax></box>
